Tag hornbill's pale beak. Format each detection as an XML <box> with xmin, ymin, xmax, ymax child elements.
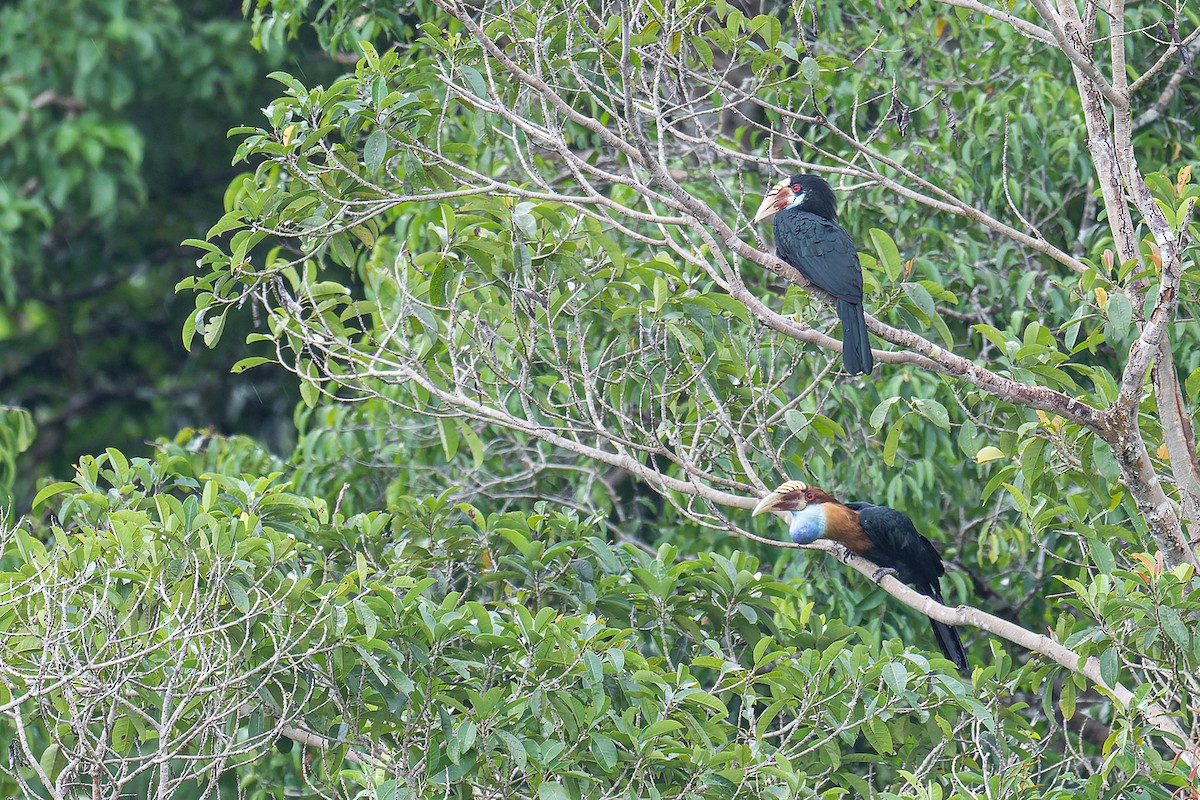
<box><xmin>752</xmin><ymin>179</ymin><xmax>793</xmax><ymax>224</ymax></box>
<box><xmin>752</xmin><ymin>479</ymin><xmax>810</xmax><ymax>516</ymax></box>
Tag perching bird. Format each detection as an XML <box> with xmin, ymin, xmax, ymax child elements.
<box><xmin>753</xmin><ymin>479</ymin><xmax>968</xmax><ymax>671</ymax></box>
<box><xmin>752</xmin><ymin>175</ymin><xmax>874</xmax><ymax>375</ymax></box>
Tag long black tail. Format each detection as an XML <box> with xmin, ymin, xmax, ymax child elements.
<box><xmin>835</xmin><ymin>299</ymin><xmax>873</xmax><ymax>375</ymax></box>
<box><xmin>915</xmin><ymin>579</ymin><xmax>969</xmax><ymax>672</ymax></box>
<box><xmin>929</xmin><ymin>618</ymin><xmax>969</xmax><ymax>673</ymax></box>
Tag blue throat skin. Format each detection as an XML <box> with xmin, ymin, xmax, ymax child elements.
<box><xmin>788</xmin><ymin>505</ymin><xmax>827</xmax><ymax>544</ymax></box>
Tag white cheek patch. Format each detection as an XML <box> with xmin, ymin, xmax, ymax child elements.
<box><xmin>787</xmin><ymin>191</ymin><xmax>806</xmax><ymax>209</ymax></box>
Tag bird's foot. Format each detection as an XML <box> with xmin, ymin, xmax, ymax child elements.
<box><xmin>871</xmin><ymin>567</ymin><xmax>899</xmax><ymax>583</ymax></box>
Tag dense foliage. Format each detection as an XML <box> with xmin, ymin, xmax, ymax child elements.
<box><xmin>1</xmin><ymin>0</ymin><xmax>1199</xmax><ymax>798</ymax></box>
<box><xmin>5</xmin><ymin>434</ymin><xmax>1192</xmax><ymax>798</ymax></box>
<box><xmin>0</xmin><ymin>0</ymin><xmax>308</xmax><ymax>508</ymax></box>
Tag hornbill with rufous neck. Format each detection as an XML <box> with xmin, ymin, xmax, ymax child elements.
<box><xmin>753</xmin><ymin>479</ymin><xmax>968</xmax><ymax>672</ymax></box>
<box><xmin>753</xmin><ymin>175</ymin><xmax>874</xmax><ymax>375</ymax></box>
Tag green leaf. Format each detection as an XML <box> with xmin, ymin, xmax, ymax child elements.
<box><xmin>513</xmin><ymin>204</ymin><xmax>537</xmax><ymax>239</ymax></box>
<box><xmin>643</xmin><ymin>719</ymin><xmax>683</xmax><ymax>738</ymax></box>
<box><xmin>800</xmin><ymin>56</ymin><xmax>820</xmax><ymax>86</ymax></box>
<box><xmin>868</xmin><ymin>228</ymin><xmax>902</xmax><ymax>281</ymax></box>
<box><xmin>870</xmin><ymin>397</ymin><xmax>901</xmax><ymax>432</ymax></box>
<box><xmin>182</xmin><ymin>305</ymin><xmax>202</xmax><ymax>352</ymax></box>
<box><xmin>438</xmin><ymin>417</ymin><xmax>459</xmax><ymax>460</ymax></box>
<box><xmin>882</xmin><ymin>662</ymin><xmax>908</xmax><ymax>694</ymax></box>
<box><xmin>902</xmin><ymin>282</ymin><xmax>936</xmax><ymax>322</ymax></box>
<box><xmin>112</xmin><ymin>714</ymin><xmax>134</xmax><ymax>754</ymax></box>
<box><xmin>750</xmin><ymin>14</ymin><xmax>781</xmax><ymax>47</ymax></box>
<box><xmin>182</xmin><ymin>237</ymin><xmax>223</xmax><ymax>254</ymax></box>
<box><xmin>973</xmin><ymin>324</ymin><xmax>1011</xmax><ymax>351</ymax></box>
<box><xmin>206</xmin><ymin>210</ymin><xmax>246</xmax><ymax>239</ymax></box>
<box><xmin>299</xmin><ymin>380</ymin><xmax>319</xmax><ymax>408</ymax></box>
<box><xmin>1059</xmin><ymin>678</ymin><xmax>1076</xmax><ymax>720</ymax></box>
<box><xmin>981</xmin><ymin>465</ymin><xmax>1017</xmax><ymax>503</ymax></box>
<box><xmin>784</xmin><ymin>409</ymin><xmax>808</xmax><ymax>435</ymax></box>
<box><xmin>1160</xmin><ymin>607</ymin><xmax>1190</xmax><ymax>648</ymax></box>
<box><xmin>538</xmin><ymin>782</ymin><xmax>570</xmax><ymax>800</ymax></box>
<box><xmin>913</xmin><ymin>398</ymin><xmax>950</xmax><ymax>431</ymax></box>
<box><xmin>329</xmin><ymin>232</ymin><xmax>356</xmax><ymax>266</ymax></box>
<box><xmin>512</xmin><ymin>238</ymin><xmax>531</xmax><ymax>275</ymax></box>
<box><xmin>495</xmin><ymin>730</ymin><xmax>527</xmax><ymax>771</ymax></box>
<box><xmin>974</xmin><ymin>446</ymin><xmax>1005</xmax><ymax>464</ymax></box>
<box><xmin>461</xmin><ymin>66</ymin><xmax>489</xmax><ymax>99</ymax></box>
<box><xmin>1099</xmin><ymin>647</ymin><xmax>1118</xmax><ymax>687</ymax></box>
<box><xmin>226</xmin><ymin>580</ymin><xmax>249</xmax><ymax>613</ymax></box>
<box><xmin>957</xmin><ymin>418</ymin><xmax>981</xmax><ymax>456</ymax></box>
<box><xmin>456</xmin><ymin>420</ymin><xmax>485</xmax><ymax>469</ymax></box>
<box><xmin>590</xmin><ymin>733</ymin><xmax>618</xmax><ymax>772</ymax></box>
<box><xmin>202</xmin><ymin>309</ymin><xmax>228</xmax><ymax>348</ymax></box>
<box><xmin>1107</xmin><ymin>291</ymin><xmax>1132</xmax><ymax>334</ymax></box>
<box><xmin>883</xmin><ymin>420</ymin><xmax>902</xmax><ymax>467</ymax></box>
<box><xmin>686</xmin><ymin>690</ymin><xmax>729</xmax><ymax>716</ymax></box>
<box><xmin>105</xmin><ymin>447</ymin><xmax>129</xmax><ymax>480</ymax></box>
<box><xmin>231</xmin><ymin>356</ymin><xmax>273</xmax><ymax>373</ymax></box>
<box><xmin>429</xmin><ymin>261</ymin><xmax>451</xmax><ymax>306</ymax></box>
<box><xmin>1186</xmin><ymin>367</ymin><xmax>1200</xmax><ymax>402</ymax></box>
<box><xmin>354</xmin><ymin>599</ymin><xmax>379</xmax><ymax>640</ymax></box>
<box><xmin>31</xmin><ymin>481</ymin><xmax>78</xmax><ymax>510</ymax></box>
<box><xmin>864</xmin><ymin>717</ymin><xmax>894</xmax><ymax>754</ymax></box>
<box><xmin>39</xmin><ymin>744</ymin><xmax>64</xmax><ymax>784</ymax></box>
<box><xmin>364</xmin><ymin>129</ymin><xmax>387</xmax><ymax>173</ymax></box>
<box><xmin>810</xmin><ymin>414</ymin><xmax>846</xmax><ymax>439</ymax></box>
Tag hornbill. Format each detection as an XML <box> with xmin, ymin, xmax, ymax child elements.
<box><xmin>753</xmin><ymin>175</ymin><xmax>874</xmax><ymax>375</ymax></box>
<box><xmin>753</xmin><ymin>479</ymin><xmax>969</xmax><ymax>672</ymax></box>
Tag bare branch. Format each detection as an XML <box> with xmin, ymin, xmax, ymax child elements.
<box><xmin>1129</xmin><ymin>25</ymin><xmax>1200</xmax><ymax>93</ymax></box>
<box><xmin>1026</xmin><ymin>0</ymin><xmax>1129</xmax><ymax>108</ymax></box>
<box><xmin>931</xmin><ymin>0</ymin><xmax>1056</xmax><ymax>44</ymax></box>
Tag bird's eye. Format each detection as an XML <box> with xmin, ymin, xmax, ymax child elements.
<box><xmin>804</xmin><ymin>491</ymin><xmax>815</xmax><ymax>502</ymax></box>
<box><xmin>791</xmin><ymin>184</ymin><xmax>802</xmax><ymax>193</ymax></box>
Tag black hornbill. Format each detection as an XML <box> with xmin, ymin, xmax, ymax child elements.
<box><xmin>753</xmin><ymin>479</ymin><xmax>968</xmax><ymax>672</ymax></box>
<box><xmin>753</xmin><ymin>175</ymin><xmax>874</xmax><ymax>375</ymax></box>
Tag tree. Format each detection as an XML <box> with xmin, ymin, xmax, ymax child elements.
<box><xmin>3</xmin><ymin>0</ymin><xmax>1200</xmax><ymax>796</ymax></box>
<box><xmin>192</xmin><ymin>0</ymin><xmax>1200</xmax><ymax>780</ymax></box>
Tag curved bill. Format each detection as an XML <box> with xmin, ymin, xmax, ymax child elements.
<box><xmin>752</xmin><ymin>480</ymin><xmax>809</xmax><ymax>516</ymax></box>
<box><xmin>752</xmin><ymin>179</ymin><xmax>791</xmax><ymax>223</ymax></box>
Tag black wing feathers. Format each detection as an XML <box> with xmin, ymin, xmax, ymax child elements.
<box><xmin>773</xmin><ymin>211</ymin><xmax>863</xmax><ymax>303</ymax></box>
<box><xmin>853</xmin><ymin>504</ymin><xmax>969</xmax><ymax>672</ymax></box>
<box><xmin>854</xmin><ymin>505</ymin><xmax>944</xmax><ymax>586</ymax></box>
<box><xmin>773</xmin><ymin>209</ymin><xmax>873</xmax><ymax>374</ymax></box>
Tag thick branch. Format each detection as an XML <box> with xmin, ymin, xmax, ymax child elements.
<box><xmin>1027</xmin><ymin>0</ymin><xmax>1198</xmax><ymax>567</ymax></box>
<box><xmin>1153</xmin><ymin>342</ymin><xmax>1200</xmax><ymax>548</ymax></box>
